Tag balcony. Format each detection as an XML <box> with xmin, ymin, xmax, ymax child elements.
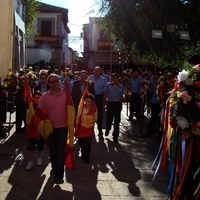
<box><xmin>98</xmin><ymin>40</ymin><xmax>113</xmax><ymax>51</ymax></box>
<box><xmin>34</xmin><ymin>35</ymin><xmax>60</xmax><ymax>47</ymax></box>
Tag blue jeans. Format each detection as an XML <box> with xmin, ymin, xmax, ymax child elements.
<box><xmin>48</xmin><ymin>127</ymin><xmax>68</xmax><ymax>180</ymax></box>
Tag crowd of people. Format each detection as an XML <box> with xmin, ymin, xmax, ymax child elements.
<box><xmin>0</xmin><ymin>64</ymin><xmax>179</xmax><ymax>149</ymax></box>
<box><xmin>0</xmin><ymin>65</ymin><xmax>125</xmax><ymax>185</ymax></box>
<box><xmin>0</xmin><ymin>64</ymin><xmax>199</xmax><ymax>197</ymax></box>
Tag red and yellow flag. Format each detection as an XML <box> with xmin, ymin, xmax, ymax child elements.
<box><xmin>64</xmin><ymin>81</ymin><xmax>76</xmax><ymax>171</ymax></box>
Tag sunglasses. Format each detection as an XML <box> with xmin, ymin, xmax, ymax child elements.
<box><xmin>49</xmin><ymin>80</ymin><xmax>59</xmax><ymax>84</ymax></box>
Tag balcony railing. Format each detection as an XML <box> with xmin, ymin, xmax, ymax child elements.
<box><xmin>98</xmin><ymin>40</ymin><xmax>113</xmax><ymax>51</ymax></box>
<box><xmin>34</xmin><ymin>35</ymin><xmax>60</xmax><ymax>47</ymax></box>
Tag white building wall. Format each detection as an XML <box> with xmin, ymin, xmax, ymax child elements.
<box><xmin>61</xmin><ymin>23</ymin><xmax>69</xmax><ymax>64</ymax></box>
<box><xmin>86</xmin><ymin>17</ymin><xmax>124</xmax><ymax>70</ymax></box>
<box><xmin>89</xmin><ymin>17</ymin><xmax>100</xmax><ymax>51</ymax></box>
<box><xmin>28</xmin><ymin>13</ymin><xmax>60</xmax><ymax>46</ymax></box>
<box><xmin>67</xmin><ymin>49</ymin><xmax>73</xmax><ymax>66</ymax></box>
<box><xmin>26</xmin><ymin>49</ymin><xmax>51</xmax><ymax>65</ymax></box>
<box><xmin>27</xmin><ymin>11</ymin><xmax>70</xmax><ymax>67</ymax></box>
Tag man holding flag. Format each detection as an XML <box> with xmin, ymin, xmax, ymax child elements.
<box><xmin>37</xmin><ymin>73</ymin><xmax>75</xmax><ymax>184</ymax></box>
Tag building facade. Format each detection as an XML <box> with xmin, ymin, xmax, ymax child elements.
<box><xmin>82</xmin><ymin>17</ymin><xmax>155</xmax><ymax>73</ymax></box>
<box><xmin>82</xmin><ymin>17</ymin><xmax>130</xmax><ymax>73</ymax></box>
<box><xmin>26</xmin><ymin>3</ymin><xmax>71</xmax><ymax>70</ymax></box>
<box><xmin>0</xmin><ymin>0</ymin><xmax>26</xmax><ymax>79</ymax></box>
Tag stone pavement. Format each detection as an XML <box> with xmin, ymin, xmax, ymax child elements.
<box><xmin>0</xmin><ymin>103</ymin><xmax>168</xmax><ymax>200</ymax></box>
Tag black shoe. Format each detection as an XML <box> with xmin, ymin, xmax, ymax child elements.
<box><xmin>16</xmin><ymin>128</ymin><xmax>25</xmax><ymax>133</ymax></box>
<box><xmin>50</xmin><ymin>169</ymin><xmax>55</xmax><ymax>176</ymax></box>
<box><xmin>20</xmin><ymin>127</ymin><xmax>25</xmax><ymax>133</ymax></box>
<box><xmin>54</xmin><ymin>178</ymin><xmax>64</xmax><ymax>184</ymax></box>
<box><xmin>128</xmin><ymin>118</ymin><xmax>133</xmax><ymax>122</ymax></box>
<box><xmin>113</xmin><ymin>138</ymin><xmax>118</xmax><ymax>143</ymax></box>
<box><xmin>82</xmin><ymin>156</ymin><xmax>90</xmax><ymax>164</ymax></box>
<box><xmin>84</xmin><ymin>159</ymin><xmax>90</xmax><ymax>164</ymax></box>
<box><xmin>140</xmin><ymin>134</ymin><xmax>151</xmax><ymax>138</ymax></box>
<box><xmin>105</xmin><ymin>130</ymin><xmax>109</xmax><ymax>136</ymax></box>
<box><xmin>0</xmin><ymin>134</ymin><xmax>6</xmax><ymax>139</ymax></box>
<box><xmin>98</xmin><ymin>130</ymin><xmax>103</xmax><ymax>137</ymax></box>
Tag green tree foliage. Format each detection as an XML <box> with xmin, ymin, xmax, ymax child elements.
<box><xmin>98</xmin><ymin>0</ymin><xmax>200</xmax><ymax>67</ymax></box>
<box><xmin>24</xmin><ymin>0</ymin><xmax>40</xmax><ymax>36</ymax></box>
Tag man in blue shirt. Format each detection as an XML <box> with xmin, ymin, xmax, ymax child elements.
<box><xmin>128</xmin><ymin>69</ymin><xmax>142</xmax><ymax>121</ymax></box>
<box><xmin>141</xmin><ymin>74</ymin><xmax>161</xmax><ymax>138</ymax></box>
<box><xmin>104</xmin><ymin>73</ymin><xmax>124</xmax><ymax>143</ymax></box>
<box><xmin>88</xmin><ymin>66</ymin><xmax>107</xmax><ymax>136</ymax></box>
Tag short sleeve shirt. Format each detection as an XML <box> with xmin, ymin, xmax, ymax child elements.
<box><xmin>38</xmin><ymin>89</ymin><xmax>67</xmax><ymax>128</ymax></box>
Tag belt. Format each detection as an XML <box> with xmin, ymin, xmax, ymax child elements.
<box><xmin>96</xmin><ymin>94</ymin><xmax>103</xmax><ymax>96</ymax></box>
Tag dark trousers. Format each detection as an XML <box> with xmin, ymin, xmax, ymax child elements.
<box><xmin>28</xmin><ymin>135</ymin><xmax>44</xmax><ymax>151</ymax></box>
<box><xmin>15</xmin><ymin>98</ymin><xmax>27</xmax><ymax>131</ymax></box>
<box><xmin>48</xmin><ymin>127</ymin><xmax>67</xmax><ymax>180</ymax></box>
<box><xmin>129</xmin><ymin>93</ymin><xmax>142</xmax><ymax>119</ymax></box>
<box><xmin>106</xmin><ymin>101</ymin><xmax>122</xmax><ymax>139</ymax></box>
<box><xmin>94</xmin><ymin>94</ymin><xmax>104</xmax><ymax>130</ymax></box>
<box><xmin>78</xmin><ymin>137</ymin><xmax>92</xmax><ymax>161</ymax></box>
<box><xmin>146</xmin><ymin>103</ymin><xmax>161</xmax><ymax>136</ymax></box>
<box><xmin>0</xmin><ymin>98</ymin><xmax>6</xmax><ymax>136</ymax></box>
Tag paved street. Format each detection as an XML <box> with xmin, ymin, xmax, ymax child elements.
<box><xmin>0</xmin><ymin>103</ymin><xmax>167</xmax><ymax>200</ymax></box>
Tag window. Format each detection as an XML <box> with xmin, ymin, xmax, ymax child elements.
<box><xmin>41</xmin><ymin>21</ymin><xmax>52</xmax><ymax>36</ymax></box>
<box><xmin>100</xmin><ymin>30</ymin><xmax>110</xmax><ymax>40</ymax></box>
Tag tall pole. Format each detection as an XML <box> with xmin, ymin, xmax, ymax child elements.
<box><xmin>167</xmin><ymin>22</ymin><xmax>176</xmax><ymax>68</ymax></box>
<box><xmin>110</xmin><ymin>41</ymin><xmax>112</xmax><ymax>75</ymax></box>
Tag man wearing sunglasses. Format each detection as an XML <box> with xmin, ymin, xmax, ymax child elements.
<box><xmin>37</xmin><ymin>73</ymin><xmax>72</xmax><ymax>184</ymax></box>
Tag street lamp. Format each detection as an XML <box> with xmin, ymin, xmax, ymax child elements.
<box><xmin>167</xmin><ymin>21</ymin><xmax>177</xmax><ymax>67</ymax></box>
<box><xmin>152</xmin><ymin>24</ymin><xmax>190</xmax><ymax>68</ymax></box>
<box><xmin>167</xmin><ymin>22</ymin><xmax>176</xmax><ymax>33</ymax></box>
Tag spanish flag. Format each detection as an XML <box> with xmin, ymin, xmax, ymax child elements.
<box><xmin>64</xmin><ymin>81</ymin><xmax>76</xmax><ymax>171</ymax></box>
<box><xmin>25</xmin><ymin>85</ymin><xmax>53</xmax><ymax>140</ymax></box>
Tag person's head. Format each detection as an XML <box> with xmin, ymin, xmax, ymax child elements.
<box><xmin>153</xmin><ymin>73</ymin><xmax>160</xmax><ymax>83</ymax></box>
<box><xmin>73</xmin><ymin>75</ymin><xmax>79</xmax><ymax>81</ymax></box>
<box><xmin>53</xmin><ymin>68</ymin><xmax>59</xmax><ymax>74</ymax></box>
<box><xmin>33</xmin><ymin>90</ymin><xmax>42</xmax><ymax>105</ymax></box>
<box><xmin>94</xmin><ymin>66</ymin><xmax>102</xmax><ymax>78</ymax></box>
<box><xmin>45</xmin><ymin>65</ymin><xmax>51</xmax><ymax>71</ymax></box>
<box><xmin>84</xmin><ymin>93</ymin><xmax>94</xmax><ymax>108</ymax></box>
<box><xmin>19</xmin><ymin>68</ymin><xmax>25</xmax><ymax>77</ymax></box>
<box><xmin>132</xmin><ymin>69</ymin><xmax>139</xmax><ymax>78</ymax></box>
<box><xmin>47</xmin><ymin>74</ymin><xmax>59</xmax><ymax>91</ymax></box>
<box><xmin>34</xmin><ymin>66</ymin><xmax>39</xmax><ymax>73</ymax></box>
<box><xmin>147</xmin><ymin>69</ymin><xmax>154</xmax><ymax>77</ymax></box>
<box><xmin>80</xmin><ymin>70</ymin><xmax>88</xmax><ymax>81</ymax></box>
<box><xmin>39</xmin><ymin>69</ymin><xmax>48</xmax><ymax>84</ymax></box>
<box><xmin>111</xmin><ymin>72</ymin><xmax>120</xmax><ymax>83</ymax></box>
